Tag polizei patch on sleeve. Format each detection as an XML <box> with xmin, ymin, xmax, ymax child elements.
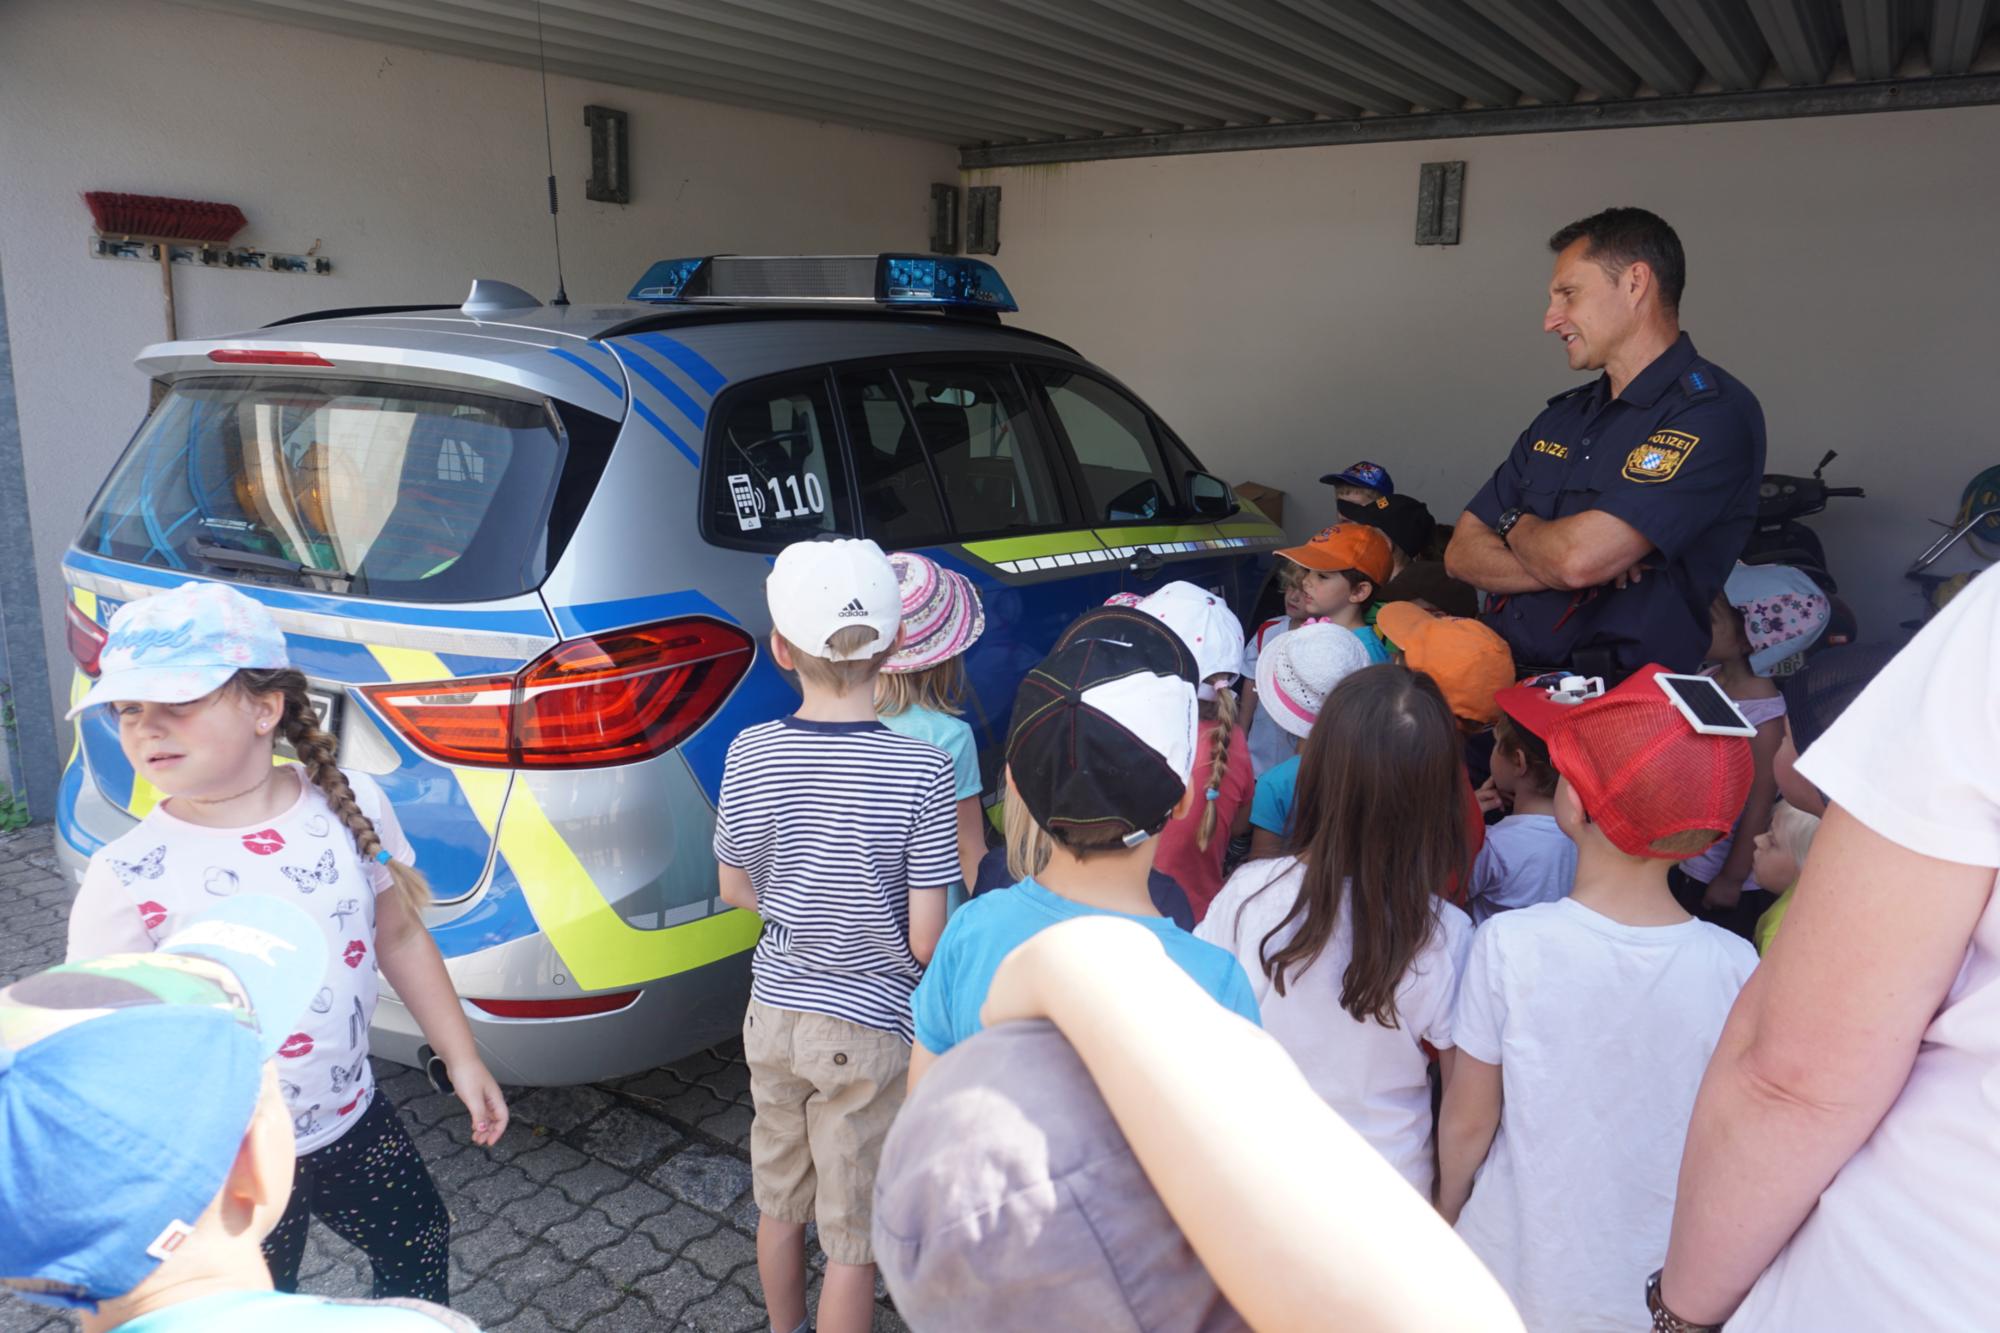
<box><xmin>1623</xmin><ymin>429</ymin><xmax>1700</xmax><ymax>483</ymax></box>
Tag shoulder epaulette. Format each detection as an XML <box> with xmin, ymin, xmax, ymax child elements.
<box><xmin>1679</xmin><ymin>365</ymin><xmax>1721</xmax><ymax>404</ymax></box>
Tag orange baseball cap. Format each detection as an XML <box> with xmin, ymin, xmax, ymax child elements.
<box><xmin>1544</xmin><ymin>664</ymin><xmax>1754</xmax><ymax>859</ymax></box>
<box><xmin>1375</xmin><ymin>603</ymin><xmax>1514</xmax><ymax>725</ymax></box>
<box><xmin>1274</xmin><ymin>522</ymin><xmax>1393</xmax><ymax>587</ymax></box>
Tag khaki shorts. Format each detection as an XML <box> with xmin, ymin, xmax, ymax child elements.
<box><xmin>742</xmin><ymin>999</ymin><xmax>910</xmax><ymax>1266</ymax></box>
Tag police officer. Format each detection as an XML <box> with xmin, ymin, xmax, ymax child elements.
<box><xmin>1446</xmin><ymin>208</ymin><xmax>1765</xmax><ymax>680</ymax></box>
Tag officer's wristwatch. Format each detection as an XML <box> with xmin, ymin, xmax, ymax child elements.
<box><xmin>1495</xmin><ymin>507</ymin><xmax>1527</xmax><ymax>547</ymax></box>
<box><xmin>1646</xmin><ymin>1269</ymin><xmax>1723</xmax><ymax>1333</ymax></box>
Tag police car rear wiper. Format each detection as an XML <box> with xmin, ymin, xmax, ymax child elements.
<box><xmin>191</xmin><ymin>540</ymin><xmax>353</xmax><ymax>586</ymax></box>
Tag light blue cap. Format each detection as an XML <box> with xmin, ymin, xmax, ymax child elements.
<box><xmin>67</xmin><ymin>581</ymin><xmax>288</xmax><ymax>719</ymax></box>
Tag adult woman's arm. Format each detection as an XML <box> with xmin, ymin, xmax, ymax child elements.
<box><xmin>1660</xmin><ymin>804</ymin><xmax>1994</xmax><ymax>1324</ymax></box>
<box><xmin>982</xmin><ymin>917</ymin><xmax>1523</xmax><ymax>1333</ymax></box>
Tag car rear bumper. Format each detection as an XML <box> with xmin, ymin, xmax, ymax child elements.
<box><xmin>372</xmin><ymin>946</ymin><xmax>751</xmax><ymax>1087</ymax></box>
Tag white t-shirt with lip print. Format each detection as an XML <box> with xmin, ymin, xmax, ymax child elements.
<box><xmin>67</xmin><ymin>768</ymin><xmax>413</xmax><ymax>1155</ymax></box>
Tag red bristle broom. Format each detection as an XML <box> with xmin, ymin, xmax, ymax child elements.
<box><xmin>84</xmin><ymin>192</ymin><xmax>248</xmax><ymax>340</ymax></box>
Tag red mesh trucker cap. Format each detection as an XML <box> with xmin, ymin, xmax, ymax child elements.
<box><xmin>1544</xmin><ymin>664</ymin><xmax>1754</xmax><ymax>859</ymax></box>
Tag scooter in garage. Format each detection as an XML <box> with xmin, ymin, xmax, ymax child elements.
<box><xmin>1739</xmin><ymin>450</ymin><xmax>1865</xmax><ymax>648</ymax></box>
<box><xmin>1904</xmin><ymin>463</ymin><xmax>2000</xmax><ymax>629</ymax></box>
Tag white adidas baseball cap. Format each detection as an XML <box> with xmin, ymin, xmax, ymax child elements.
<box><xmin>766</xmin><ymin>538</ymin><xmax>903</xmax><ymax>662</ymax></box>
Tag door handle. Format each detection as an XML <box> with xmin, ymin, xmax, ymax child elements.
<box><xmin>1130</xmin><ymin>546</ymin><xmax>1164</xmax><ymax>574</ymax></box>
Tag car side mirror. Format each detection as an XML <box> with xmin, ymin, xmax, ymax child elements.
<box><xmin>1186</xmin><ymin>470</ymin><xmax>1239</xmax><ymax>519</ymax></box>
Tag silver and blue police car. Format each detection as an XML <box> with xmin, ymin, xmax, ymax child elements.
<box><xmin>57</xmin><ymin>255</ymin><xmax>1285</xmax><ymax>1085</ymax></box>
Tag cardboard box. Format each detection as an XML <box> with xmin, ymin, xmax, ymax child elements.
<box><xmin>1234</xmin><ymin>481</ymin><xmax>1285</xmax><ymax>528</ymax></box>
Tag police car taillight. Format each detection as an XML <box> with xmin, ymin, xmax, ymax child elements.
<box><xmin>360</xmin><ymin>617</ymin><xmax>755</xmax><ymax>770</ymax></box>
<box><xmin>66</xmin><ymin>601</ymin><xmax>108</xmax><ymax>677</ymax></box>
<box><xmin>207</xmin><ymin>349</ymin><xmax>336</xmax><ymax>366</ymax></box>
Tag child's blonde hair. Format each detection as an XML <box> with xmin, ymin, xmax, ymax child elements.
<box><xmin>1194</xmin><ymin>684</ymin><xmax>1240</xmax><ymax>853</ymax></box>
<box><xmin>875</xmin><ymin>654</ymin><xmax>967</xmax><ymax>718</ymax></box>
<box><xmin>779</xmin><ymin>625</ymin><xmax>893</xmax><ymax>693</ymax></box>
<box><xmin>1003</xmin><ymin>785</ymin><xmax>1054</xmax><ymax>881</ymax></box>
<box><xmin>1768</xmin><ymin>800</ymin><xmax>1822</xmax><ymax>884</ymax></box>
<box><xmin>232</xmin><ymin>667</ymin><xmax>430</xmax><ymax>917</ymax></box>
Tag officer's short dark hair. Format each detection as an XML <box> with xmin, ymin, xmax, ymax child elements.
<box><xmin>1548</xmin><ymin>208</ymin><xmax>1685</xmax><ymax>312</ymax></box>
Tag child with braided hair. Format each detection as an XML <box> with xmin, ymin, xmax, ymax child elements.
<box><xmin>65</xmin><ymin>581</ymin><xmax>506</xmax><ymax>1307</ymax></box>
<box><xmin>1139</xmin><ymin>583</ymin><xmax>1253</xmax><ymax>924</ymax></box>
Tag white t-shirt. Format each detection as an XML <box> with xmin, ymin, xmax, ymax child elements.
<box><xmin>1729</xmin><ymin>566</ymin><xmax>2000</xmax><ymax>1332</ymax></box>
<box><xmin>1196</xmin><ymin>856</ymin><xmax>1472</xmax><ymax>1194</ymax></box>
<box><xmin>1467</xmin><ymin>813</ymin><xmax>1577</xmax><ymax>926</ymax></box>
<box><xmin>67</xmin><ymin>769</ymin><xmax>411</xmax><ymax>1155</ymax></box>
<box><xmin>1453</xmin><ymin>898</ymin><xmax>1756</xmax><ymax>1331</ymax></box>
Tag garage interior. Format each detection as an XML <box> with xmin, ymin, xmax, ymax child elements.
<box><xmin>1</xmin><ymin>0</ymin><xmax>1997</xmax><ymax>811</ymax></box>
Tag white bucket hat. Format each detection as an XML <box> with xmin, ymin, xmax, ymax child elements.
<box><xmin>1253</xmin><ymin>621</ymin><xmax>1369</xmax><ymax>740</ymax></box>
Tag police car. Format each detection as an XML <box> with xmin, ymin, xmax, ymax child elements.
<box><xmin>57</xmin><ymin>255</ymin><xmax>1284</xmax><ymax>1084</ymax></box>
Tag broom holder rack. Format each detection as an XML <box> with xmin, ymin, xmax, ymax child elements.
<box><xmin>89</xmin><ymin>233</ymin><xmax>333</xmax><ymax>276</ymax></box>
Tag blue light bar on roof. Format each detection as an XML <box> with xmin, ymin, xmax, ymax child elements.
<box><xmin>877</xmin><ymin>256</ymin><xmax>1018</xmax><ymax>313</ymax></box>
<box><xmin>628</xmin><ymin>257</ymin><xmax>708</xmax><ymax>303</ymax></box>
<box><xmin>624</xmin><ymin>254</ymin><xmax>1017</xmax><ymax>313</ymax></box>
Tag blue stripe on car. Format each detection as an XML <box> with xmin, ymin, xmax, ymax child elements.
<box><xmin>429</xmin><ymin>854</ymin><xmax>542</xmax><ymax>959</ymax></box>
<box><xmin>625</xmin><ymin>333</ymin><xmax>728</xmax><ymax>396</ymax></box>
<box><xmin>546</xmin><ymin>346</ymin><xmax>626</xmax><ymax>401</ymax></box>
<box><xmin>63</xmin><ymin>553</ymin><xmax>554</xmax><ymax>634</ymax></box>
<box><xmin>551</xmin><ymin>589</ymin><xmax>737</xmax><ymax>637</ymax></box>
<box><xmin>629</xmin><ymin>400</ymin><xmax>700</xmax><ymax>468</ymax></box>
<box><xmin>57</xmin><ymin>751</ymin><xmax>100</xmax><ymax>856</ymax></box>
<box><xmin>618</xmin><ymin>345</ymin><xmax>710</xmax><ymax>428</ymax></box>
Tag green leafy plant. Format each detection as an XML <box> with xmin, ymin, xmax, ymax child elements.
<box><xmin>0</xmin><ymin>681</ymin><xmax>28</xmax><ymax>832</ymax></box>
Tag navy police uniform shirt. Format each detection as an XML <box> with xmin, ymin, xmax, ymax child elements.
<box><xmin>1467</xmin><ymin>333</ymin><xmax>1765</xmax><ymax>674</ymax></box>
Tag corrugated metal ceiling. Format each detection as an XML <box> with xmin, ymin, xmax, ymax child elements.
<box><xmin>185</xmin><ymin>0</ymin><xmax>2000</xmax><ymax>162</ymax></box>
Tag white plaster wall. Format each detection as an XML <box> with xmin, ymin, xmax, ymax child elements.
<box><xmin>972</xmin><ymin>106</ymin><xmax>2000</xmax><ymax>640</ymax></box>
<box><xmin>0</xmin><ymin>0</ymin><xmax>954</xmax><ymax>733</ymax></box>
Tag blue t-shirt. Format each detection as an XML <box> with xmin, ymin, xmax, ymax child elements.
<box><xmin>911</xmin><ymin>876</ymin><xmax>1261</xmax><ymax>1055</ymax></box>
<box><xmin>880</xmin><ymin>704</ymin><xmax>982</xmax><ymax>802</ymax></box>
<box><xmin>1353</xmin><ymin>623</ymin><xmax>1392</xmax><ymax>664</ymax></box>
<box><xmin>1467</xmin><ymin>813</ymin><xmax>1579</xmax><ymax>927</ymax></box>
<box><xmin>970</xmin><ymin>845</ymin><xmax>1194</xmax><ymax>930</ymax></box>
<box><xmin>1250</xmin><ymin>755</ymin><xmax>1301</xmax><ymax>836</ymax></box>
<box><xmin>116</xmin><ymin>1290</ymin><xmax>477</xmax><ymax>1331</ymax></box>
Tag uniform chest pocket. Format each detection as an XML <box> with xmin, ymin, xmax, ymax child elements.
<box><xmin>1510</xmin><ymin>448</ymin><xmax>1572</xmax><ymax>502</ymax></box>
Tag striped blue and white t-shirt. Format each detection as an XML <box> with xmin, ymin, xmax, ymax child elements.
<box><xmin>714</xmin><ymin>717</ymin><xmax>958</xmax><ymax>1040</ymax></box>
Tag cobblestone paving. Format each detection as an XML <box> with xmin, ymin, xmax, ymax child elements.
<box><xmin>0</xmin><ymin>826</ymin><xmax>906</xmax><ymax>1332</ymax></box>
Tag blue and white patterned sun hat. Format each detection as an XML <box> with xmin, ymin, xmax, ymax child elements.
<box><xmin>67</xmin><ymin>582</ymin><xmax>288</xmax><ymax>719</ymax></box>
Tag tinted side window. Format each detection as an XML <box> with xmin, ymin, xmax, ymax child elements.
<box><xmin>704</xmin><ymin>372</ymin><xmax>851</xmax><ymax>547</ymax></box>
<box><xmin>897</xmin><ymin>364</ymin><xmax>1063</xmax><ymax>537</ymax></box>
<box><xmin>836</xmin><ymin>368</ymin><xmax>950</xmax><ymax>547</ymax></box>
<box><xmin>1032</xmin><ymin>368</ymin><xmax>1178</xmax><ymax>524</ymax></box>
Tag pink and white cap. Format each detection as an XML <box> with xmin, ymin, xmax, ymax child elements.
<box><xmin>68</xmin><ymin>581</ymin><xmax>288</xmax><ymax>719</ymax></box>
<box><xmin>1135</xmin><ymin>581</ymin><xmax>1246</xmax><ymax>688</ymax></box>
<box><xmin>766</xmin><ymin>538</ymin><xmax>902</xmax><ymax>662</ymax></box>
<box><xmin>883</xmin><ymin>552</ymin><xmax>986</xmax><ymax>674</ymax></box>
<box><xmin>1253</xmin><ymin>621</ymin><xmax>1370</xmax><ymax>740</ymax></box>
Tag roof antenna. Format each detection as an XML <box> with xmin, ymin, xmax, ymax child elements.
<box><xmin>536</xmin><ymin>1</ymin><xmax>570</xmax><ymax>307</ymax></box>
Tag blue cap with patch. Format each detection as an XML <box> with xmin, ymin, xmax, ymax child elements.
<box><xmin>1319</xmin><ymin>461</ymin><xmax>1395</xmax><ymax>496</ymax></box>
<box><xmin>0</xmin><ymin>897</ymin><xmax>326</xmax><ymax>1310</ymax></box>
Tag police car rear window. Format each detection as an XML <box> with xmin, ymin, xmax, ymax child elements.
<box><xmin>81</xmin><ymin>376</ymin><xmax>603</xmax><ymax>602</ymax></box>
